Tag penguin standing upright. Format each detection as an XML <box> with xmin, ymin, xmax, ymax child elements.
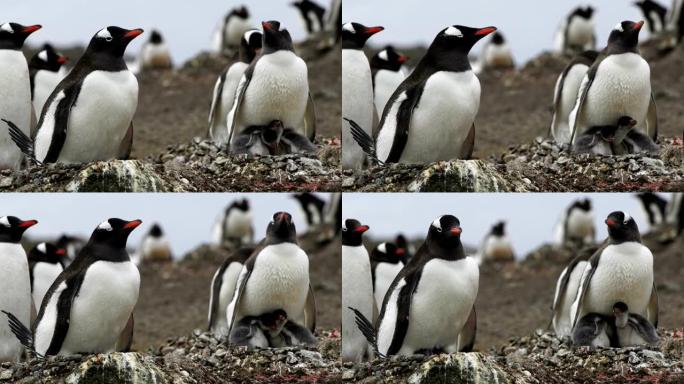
<box><xmin>29</xmin><ymin>44</ymin><xmax>67</xmax><ymax>130</ymax></box>
<box><xmin>213</xmin><ymin>6</ymin><xmax>254</xmax><ymax>56</ymax></box>
<box><xmin>4</xmin><ymin>219</ymin><xmax>142</xmax><ymax>356</ymax></box>
<box><xmin>136</xmin><ymin>223</ymin><xmax>172</xmax><ymax>264</ymax></box>
<box><xmin>352</xmin><ymin>215</ymin><xmax>478</xmax><ymax>356</ymax></box>
<box><xmin>569</xmin><ymin>20</ymin><xmax>658</xmax><ymax>146</ymax></box>
<box><xmin>571</xmin><ymin>211</ymin><xmax>659</xmax><ymax>333</ymax></box>
<box><xmin>479</xmin><ymin>31</ymin><xmax>514</xmax><ymax>71</ymax></box>
<box><xmin>370</xmin><ymin>46</ymin><xmax>408</xmax><ymax>119</ymax></box>
<box><xmin>208</xmin><ymin>247</ymin><xmax>254</xmax><ymax>338</ymax></box>
<box><xmin>4</xmin><ymin>26</ymin><xmax>144</xmax><ymax>164</ymax></box>
<box><xmin>325</xmin><ymin>0</ymin><xmax>342</xmax><ymax>42</ymax></box>
<box><xmin>476</xmin><ymin>221</ymin><xmax>514</xmax><ymax>264</ymax></box>
<box><xmin>139</xmin><ymin>30</ymin><xmax>172</xmax><ymax>71</ymax></box>
<box><xmin>551</xmin><ymin>246</ymin><xmax>595</xmax><ymax>339</ymax></box>
<box><xmin>634</xmin><ymin>0</ymin><xmax>668</xmax><ymax>35</ymax></box>
<box><xmin>666</xmin><ymin>193</ymin><xmax>683</xmax><ymax>237</ymax></box>
<box><xmin>291</xmin><ymin>0</ymin><xmax>327</xmax><ymax>36</ymax></box>
<box><xmin>369</xmin><ymin>242</ymin><xmax>405</xmax><ymax>313</ymax></box>
<box><xmin>372</xmin><ymin>25</ymin><xmax>496</xmax><ymax>164</ymax></box>
<box><xmin>211</xmin><ymin>198</ymin><xmax>254</xmax><ymax>247</ymax></box>
<box><xmin>550</xmin><ymin>50</ymin><xmax>598</xmax><ymax>145</ymax></box>
<box><xmin>226</xmin><ymin>212</ymin><xmax>316</xmax><ymax>338</ymax></box>
<box><xmin>342</xmin><ymin>22</ymin><xmax>383</xmax><ymax>170</ymax></box>
<box><xmin>27</xmin><ymin>242</ymin><xmax>68</xmax><ymax>313</ymax></box>
<box><xmin>0</xmin><ymin>22</ymin><xmax>41</xmax><ymax>169</ymax></box>
<box><xmin>554</xmin><ymin>198</ymin><xmax>595</xmax><ymax>247</ymax></box>
<box><xmin>208</xmin><ymin>29</ymin><xmax>262</xmax><ymax>145</ymax></box>
<box><xmin>292</xmin><ymin>193</ymin><xmax>326</xmax><ymax>226</ymax></box>
<box><xmin>667</xmin><ymin>0</ymin><xmax>684</xmax><ymax>42</ymax></box>
<box><xmin>341</xmin><ymin>219</ymin><xmax>373</xmax><ymax>362</ymax></box>
<box><xmin>0</xmin><ymin>216</ymin><xmax>37</xmax><ymax>361</ymax></box>
<box><xmin>554</xmin><ymin>6</ymin><xmax>596</xmax><ymax>55</ymax></box>
<box><xmin>635</xmin><ymin>192</ymin><xmax>668</xmax><ymax>226</ymax></box>
<box><xmin>227</xmin><ymin>21</ymin><xmax>316</xmax><ymax>151</ymax></box>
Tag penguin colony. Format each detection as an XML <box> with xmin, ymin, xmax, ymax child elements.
<box><xmin>343</xmin><ymin>193</ymin><xmax>682</xmax><ymax>361</ymax></box>
<box><xmin>344</xmin><ymin>0</ymin><xmax>684</xmax><ymax>169</ymax></box>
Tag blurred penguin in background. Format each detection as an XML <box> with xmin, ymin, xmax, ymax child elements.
<box><xmin>133</xmin><ymin>223</ymin><xmax>173</xmax><ymax>265</ymax></box>
<box><xmin>291</xmin><ymin>0</ymin><xmax>327</xmax><ymax>37</ymax></box>
<box><xmin>28</xmin><ymin>44</ymin><xmax>67</xmax><ymax>131</ymax></box>
<box><xmin>554</xmin><ymin>6</ymin><xmax>596</xmax><ymax>55</ymax></box>
<box><xmin>478</xmin><ymin>31</ymin><xmax>514</xmax><ymax>71</ymax></box>
<box><xmin>475</xmin><ymin>221</ymin><xmax>515</xmax><ymax>264</ymax></box>
<box><xmin>370</xmin><ymin>46</ymin><xmax>408</xmax><ymax>120</ymax></box>
<box><xmin>139</xmin><ymin>30</ymin><xmax>172</xmax><ymax>71</ymax></box>
<box><xmin>212</xmin><ymin>198</ymin><xmax>254</xmax><ymax>247</ymax></box>
<box><xmin>554</xmin><ymin>198</ymin><xmax>595</xmax><ymax>247</ymax></box>
<box><xmin>635</xmin><ymin>192</ymin><xmax>668</xmax><ymax>227</ymax></box>
<box><xmin>213</xmin><ymin>5</ymin><xmax>254</xmax><ymax>56</ymax></box>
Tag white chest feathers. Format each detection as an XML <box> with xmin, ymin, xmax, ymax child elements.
<box><xmin>224</xmin><ymin>209</ymin><xmax>253</xmax><ymax>242</ymax></box>
<box><xmin>33</xmin><ymin>70</ymin><xmax>65</xmax><ymax>119</ymax></box>
<box><xmin>341</xmin><ymin>244</ymin><xmax>373</xmax><ymax>361</ymax></box>
<box><xmin>0</xmin><ymin>243</ymin><xmax>31</xmax><ymax>361</ymax></box>
<box><xmin>32</xmin><ymin>262</ymin><xmax>64</xmax><ymax>312</ymax></box>
<box><xmin>0</xmin><ymin>50</ymin><xmax>32</xmax><ymax>169</ymax></box>
<box><xmin>566</xmin><ymin>17</ymin><xmax>595</xmax><ymax>48</ymax></box>
<box><xmin>552</xmin><ymin>63</ymin><xmax>590</xmax><ymax>144</ymax></box>
<box><xmin>374</xmin><ymin>69</ymin><xmax>406</xmax><ymax>117</ymax></box>
<box><xmin>373</xmin><ymin>261</ymin><xmax>403</xmax><ymax>311</ymax></box>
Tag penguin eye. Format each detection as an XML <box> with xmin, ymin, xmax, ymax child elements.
<box><xmin>435</xmin><ymin>227</ymin><xmax>443</xmax><ymax>233</ymax></box>
<box><xmin>105</xmin><ymin>36</ymin><xmax>113</xmax><ymax>42</ymax></box>
<box><xmin>342</xmin><ymin>227</ymin><xmax>348</xmax><ymax>232</ymax></box>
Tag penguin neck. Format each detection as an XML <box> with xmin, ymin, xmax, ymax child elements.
<box><xmin>372</xmin><ymin>252</ymin><xmax>401</xmax><ymax>264</ymax></box>
<box><xmin>426</xmin><ymin>237</ymin><xmax>465</xmax><ymax>261</ymax></box>
<box><xmin>84</xmin><ymin>242</ymin><xmax>131</xmax><ymax>263</ymax></box>
<box><xmin>605</xmin><ymin>42</ymin><xmax>640</xmax><ymax>56</ymax></box>
<box><xmin>0</xmin><ymin>42</ymin><xmax>22</xmax><ymax>50</ymax></box>
<box><xmin>79</xmin><ymin>51</ymin><xmax>128</xmax><ymax>73</ymax></box>
<box><xmin>609</xmin><ymin>231</ymin><xmax>641</xmax><ymax>244</ymax></box>
<box><xmin>264</xmin><ymin>235</ymin><xmax>298</xmax><ymax>246</ymax></box>
<box><xmin>0</xmin><ymin>234</ymin><xmax>22</xmax><ymax>244</ymax></box>
<box><xmin>419</xmin><ymin>47</ymin><xmax>471</xmax><ymax>74</ymax></box>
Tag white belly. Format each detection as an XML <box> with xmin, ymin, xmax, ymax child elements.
<box><xmin>140</xmin><ymin>237</ymin><xmax>171</xmax><ymax>262</ymax></box>
<box><xmin>33</xmin><ymin>70</ymin><xmax>64</xmax><ymax>121</ymax></box>
<box><xmin>373</xmin><ymin>262</ymin><xmax>403</xmax><ymax>312</ymax></box>
<box><xmin>566</xmin><ymin>18</ymin><xmax>595</xmax><ymax>49</ymax></box>
<box><xmin>577</xmin><ymin>54</ymin><xmax>651</xmax><ymax>134</ymax></box>
<box><xmin>617</xmin><ymin>324</ymin><xmax>650</xmax><ymax>347</ymax></box>
<box><xmin>0</xmin><ymin>50</ymin><xmax>31</xmax><ymax>169</ymax></box>
<box><xmin>553</xmin><ymin>63</ymin><xmax>589</xmax><ymax>144</ymax></box>
<box><xmin>565</xmin><ymin>210</ymin><xmax>595</xmax><ymax>244</ymax></box>
<box><xmin>581</xmin><ymin>243</ymin><xmax>653</xmax><ymax>318</ymax></box>
<box><xmin>342</xmin><ymin>245</ymin><xmax>373</xmax><ymax>361</ymax></box>
<box><xmin>236</xmin><ymin>243</ymin><xmax>310</xmax><ymax>319</ymax></box>
<box><xmin>238</xmin><ymin>51</ymin><xmax>309</xmax><ymax>133</ymax></box>
<box><xmin>374</xmin><ymin>69</ymin><xmax>405</xmax><ymax>118</ymax></box>
<box><xmin>225</xmin><ymin>210</ymin><xmax>252</xmax><ymax>243</ymax></box>
<box><xmin>342</xmin><ymin>49</ymin><xmax>374</xmax><ymax>169</ymax></box>
<box><xmin>210</xmin><ymin>261</ymin><xmax>243</xmax><ymax>337</ymax></box>
<box><xmin>0</xmin><ymin>244</ymin><xmax>31</xmax><ymax>361</ymax></box>
<box><xmin>141</xmin><ymin>43</ymin><xmax>172</xmax><ymax>68</ymax></box>
<box><xmin>552</xmin><ymin>260</ymin><xmax>586</xmax><ymax>338</ymax></box>
<box><xmin>481</xmin><ymin>236</ymin><xmax>514</xmax><ymax>261</ymax></box>
<box><xmin>483</xmin><ymin>44</ymin><xmax>514</xmax><ymax>68</ymax></box>
<box><xmin>32</xmin><ymin>262</ymin><xmax>64</xmax><ymax>313</ymax></box>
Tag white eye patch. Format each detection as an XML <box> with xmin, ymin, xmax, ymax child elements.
<box><xmin>342</xmin><ymin>23</ymin><xmax>355</xmax><ymax>33</ymax></box>
<box><xmin>0</xmin><ymin>23</ymin><xmax>13</xmax><ymax>33</ymax></box>
<box><xmin>97</xmin><ymin>28</ymin><xmax>113</xmax><ymax>41</ymax></box>
<box><xmin>614</xmin><ymin>22</ymin><xmax>624</xmax><ymax>32</ymax></box>
<box><xmin>378</xmin><ymin>242</ymin><xmax>387</xmax><ymax>254</ymax></box>
<box><xmin>243</xmin><ymin>29</ymin><xmax>260</xmax><ymax>44</ymax></box>
<box><xmin>0</xmin><ymin>216</ymin><xmax>9</xmax><ymax>227</ymax></box>
<box><xmin>37</xmin><ymin>243</ymin><xmax>47</xmax><ymax>254</ymax></box>
<box><xmin>622</xmin><ymin>212</ymin><xmax>632</xmax><ymax>223</ymax></box>
<box><xmin>432</xmin><ymin>217</ymin><xmax>442</xmax><ymax>230</ymax></box>
<box><xmin>38</xmin><ymin>50</ymin><xmax>48</xmax><ymax>62</ymax></box>
<box><xmin>445</xmin><ymin>26</ymin><xmax>463</xmax><ymax>37</ymax></box>
<box><xmin>98</xmin><ymin>220</ymin><xmax>113</xmax><ymax>231</ymax></box>
<box><xmin>378</xmin><ymin>50</ymin><xmax>388</xmax><ymax>61</ymax></box>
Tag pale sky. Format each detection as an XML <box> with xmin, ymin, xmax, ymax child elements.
<box><xmin>2</xmin><ymin>0</ymin><xmax>334</xmax><ymax>63</ymax></box>
<box><xmin>343</xmin><ymin>193</ymin><xmax>671</xmax><ymax>257</ymax></box>
<box><xmin>0</xmin><ymin>193</ymin><xmax>333</xmax><ymax>257</ymax></box>
<box><xmin>344</xmin><ymin>0</ymin><xmax>652</xmax><ymax>64</ymax></box>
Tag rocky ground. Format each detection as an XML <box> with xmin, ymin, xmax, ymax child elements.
<box><xmin>1</xmin><ymin>41</ymin><xmax>341</xmax><ymax>192</ymax></box>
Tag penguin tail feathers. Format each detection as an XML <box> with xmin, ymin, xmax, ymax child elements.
<box><xmin>1</xmin><ymin>119</ymin><xmax>41</xmax><ymax>166</ymax></box>
<box><xmin>1</xmin><ymin>310</ymin><xmax>41</xmax><ymax>358</ymax></box>
<box><xmin>344</xmin><ymin>118</ymin><xmax>383</xmax><ymax>165</ymax></box>
<box><xmin>348</xmin><ymin>306</ymin><xmax>384</xmax><ymax>358</ymax></box>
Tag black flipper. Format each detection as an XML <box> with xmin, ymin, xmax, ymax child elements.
<box><xmin>348</xmin><ymin>306</ymin><xmax>382</xmax><ymax>357</ymax></box>
<box><xmin>2</xmin><ymin>310</ymin><xmax>40</xmax><ymax>357</ymax></box>
<box><xmin>2</xmin><ymin>119</ymin><xmax>41</xmax><ymax>165</ymax></box>
<box><xmin>345</xmin><ymin>118</ymin><xmax>383</xmax><ymax>165</ymax></box>
<box><xmin>43</xmin><ymin>79</ymin><xmax>84</xmax><ymax>163</ymax></box>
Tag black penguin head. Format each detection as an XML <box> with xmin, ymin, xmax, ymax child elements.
<box><xmin>229</xmin><ymin>198</ymin><xmax>250</xmax><ymax>213</ymax></box>
<box><xmin>578</xmin><ymin>49</ymin><xmax>599</xmax><ymax>64</ymax></box>
<box><xmin>342</xmin><ymin>219</ymin><xmax>369</xmax><ymax>246</ymax></box>
<box><xmin>370</xmin><ymin>46</ymin><xmax>408</xmax><ymax>72</ymax></box>
<box><xmin>617</xmin><ymin>116</ymin><xmax>637</xmax><ymax>130</ymax></box>
<box><xmin>266</xmin><ymin>212</ymin><xmax>297</xmax><ymax>243</ymax></box>
<box><xmin>605</xmin><ymin>211</ymin><xmax>641</xmax><ymax>243</ymax></box>
<box><xmin>87</xmin><ymin>26</ymin><xmax>144</xmax><ymax>58</ymax></box>
<box><xmin>150</xmin><ymin>30</ymin><xmax>163</xmax><ymax>44</ymax></box>
<box><xmin>607</xmin><ymin>20</ymin><xmax>643</xmax><ymax>52</ymax></box>
<box><xmin>30</xmin><ymin>44</ymin><xmax>68</xmax><ymax>72</ymax></box>
<box><xmin>0</xmin><ymin>216</ymin><xmax>38</xmax><ymax>243</ymax></box>
<box><xmin>229</xmin><ymin>5</ymin><xmax>250</xmax><ymax>20</ymax></box>
<box><xmin>613</xmin><ymin>301</ymin><xmax>629</xmax><ymax>327</ymax></box>
<box><xmin>261</xmin><ymin>20</ymin><xmax>294</xmax><ymax>53</ymax></box>
<box><xmin>341</xmin><ymin>22</ymin><xmax>384</xmax><ymax>49</ymax></box>
<box><xmin>427</xmin><ymin>215</ymin><xmax>463</xmax><ymax>249</ymax></box>
<box><xmin>260</xmin><ymin>120</ymin><xmax>284</xmax><ymax>151</ymax></box>
<box><xmin>432</xmin><ymin>25</ymin><xmax>497</xmax><ymax>55</ymax></box>
<box><xmin>0</xmin><ymin>22</ymin><xmax>41</xmax><ymax>50</ymax></box>
<box><xmin>634</xmin><ymin>0</ymin><xmax>662</xmax><ymax>13</ymax></box>
<box><xmin>490</xmin><ymin>31</ymin><xmax>506</xmax><ymax>45</ymax></box>
<box><xmin>571</xmin><ymin>6</ymin><xmax>595</xmax><ymax>20</ymax></box>
<box><xmin>240</xmin><ymin>29</ymin><xmax>262</xmax><ymax>62</ymax></box>
<box><xmin>91</xmin><ymin>218</ymin><xmax>142</xmax><ymax>249</ymax></box>
<box><xmin>372</xmin><ymin>242</ymin><xmax>405</xmax><ymax>263</ymax></box>
<box><xmin>395</xmin><ymin>234</ymin><xmax>410</xmax><ymax>255</ymax></box>
<box><xmin>149</xmin><ymin>223</ymin><xmax>163</xmax><ymax>238</ymax></box>
<box><xmin>491</xmin><ymin>221</ymin><xmax>506</xmax><ymax>237</ymax></box>
<box><xmin>29</xmin><ymin>242</ymin><xmax>66</xmax><ymax>263</ymax></box>
<box><xmin>570</xmin><ymin>198</ymin><xmax>592</xmax><ymax>212</ymax></box>
<box><xmin>259</xmin><ymin>309</ymin><xmax>288</xmax><ymax>333</ymax></box>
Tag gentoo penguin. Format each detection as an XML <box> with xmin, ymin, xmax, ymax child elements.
<box><xmin>353</xmin><ymin>215</ymin><xmax>479</xmax><ymax>357</ymax></box>
<box><xmin>229</xmin><ymin>309</ymin><xmax>317</xmax><ymax>348</ymax></box>
<box><xmin>4</xmin><ymin>26</ymin><xmax>144</xmax><ymax>164</ymax></box>
<box><xmin>136</xmin><ymin>223</ymin><xmax>172</xmax><ymax>264</ymax></box>
<box><xmin>372</xmin><ymin>25</ymin><xmax>496</xmax><ymax>164</ymax></box>
<box><xmin>139</xmin><ymin>30</ymin><xmax>172</xmax><ymax>71</ymax></box>
<box><xmin>342</xmin><ymin>22</ymin><xmax>383</xmax><ymax>170</ymax></box>
<box><xmin>230</xmin><ymin>119</ymin><xmax>317</xmax><ymax>155</ymax></box>
<box><xmin>324</xmin><ymin>192</ymin><xmax>342</xmax><ymax>232</ymax></box>
<box><xmin>369</xmin><ymin>242</ymin><xmax>406</xmax><ymax>313</ymax></box>
<box><xmin>227</xmin><ymin>21</ymin><xmax>316</xmax><ymax>151</ymax></box>
<box><xmin>666</xmin><ymin>193</ymin><xmax>684</xmax><ymax>237</ymax></box>
<box><xmin>0</xmin><ymin>22</ymin><xmax>41</xmax><ymax>169</ymax></box>
<box><xmin>613</xmin><ymin>301</ymin><xmax>659</xmax><ymax>346</ymax></box>
<box><xmin>0</xmin><ymin>216</ymin><xmax>37</xmax><ymax>361</ymax></box>
<box><xmin>292</xmin><ymin>193</ymin><xmax>326</xmax><ymax>227</ymax></box>
<box><xmin>29</xmin><ymin>44</ymin><xmax>67</xmax><ymax>130</ymax></box>
<box><xmin>636</xmin><ymin>193</ymin><xmax>668</xmax><ymax>227</ymax></box>
<box><xmin>211</xmin><ymin>198</ymin><xmax>254</xmax><ymax>247</ymax></box>
<box><xmin>208</xmin><ymin>247</ymin><xmax>254</xmax><ymax>339</ymax></box>
<box><xmin>634</xmin><ymin>0</ymin><xmax>668</xmax><ymax>35</ymax></box>
<box><xmin>554</xmin><ymin>6</ymin><xmax>596</xmax><ymax>55</ymax></box>
<box><xmin>572</xmin><ymin>312</ymin><xmax>615</xmax><ymax>347</ymax></box>
<box><xmin>208</xmin><ymin>29</ymin><xmax>262</xmax><ymax>145</ymax></box>
<box><xmin>341</xmin><ymin>219</ymin><xmax>374</xmax><ymax>362</ymax></box>
<box><xmin>554</xmin><ymin>198</ymin><xmax>595</xmax><ymax>247</ymax></box>
<box><xmin>395</xmin><ymin>234</ymin><xmax>414</xmax><ymax>262</ymax></box>
<box><xmin>27</xmin><ymin>242</ymin><xmax>68</xmax><ymax>313</ymax></box>
<box><xmin>668</xmin><ymin>0</ymin><xmax>684</xmax><ymax>42</ymax></box>
<box><xmin>568</xmin><ymin>20</ymin><xmax>658</xmax><ymax>145</ymax></box>
<box><xmin>291</xmin><ymin>0</ymin><xmax>327</xmax><ymax>36</ymax></box>
<box><xmin>226</xmin><ymin>212</ymin><xmax>316</xmax><ymax>339</ymax></box>
<box><xmin>479</xmin><ymin>31</ymin><xmax>515</xmax><ymax>71</ymax></box>
<box><xmin>213</xmin><ymin>6</ymin><xmax>254</xmax><ymax>56</ymax></box>
<box><xmin>571</xmin><ymin>211</ymin><xmax>659</xmax><ymax>332</ymax></box>
<box><xmin>476</xmin><ymin>221</ymin><xmax>514</xmax><ymax>264</ymax></box>
<box><xmin>4</xmin><ymin>219</ymin><xmax>142</xmax><ymax>357</ymax></box>
<box><xmin>574</xmin><ymin>115</ymin><xmax>659</xmax><ymax>155</ymax></box>
<box><xmin>550</xmin><ymin>50</ymin><xmax>598</xmax><ymax>145</ymax></box>
<box><xmin>325</xmin><ymin>0</ymin><xmax>342</xmax><ymax>42</ymax></box>
<box><xmin>56</xmin><ymin>234</ymin><xmax>86</xmax><ymax>265</ymax></box>
<box><xmin>551</xmin><ymin>246</ymin><xmax>597</xmax><ymax>339</ymax></box>
<box><xmin>370</xmin><ymin>46</ymin><xmax>408</xmax><ymax>119</ymax></box>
